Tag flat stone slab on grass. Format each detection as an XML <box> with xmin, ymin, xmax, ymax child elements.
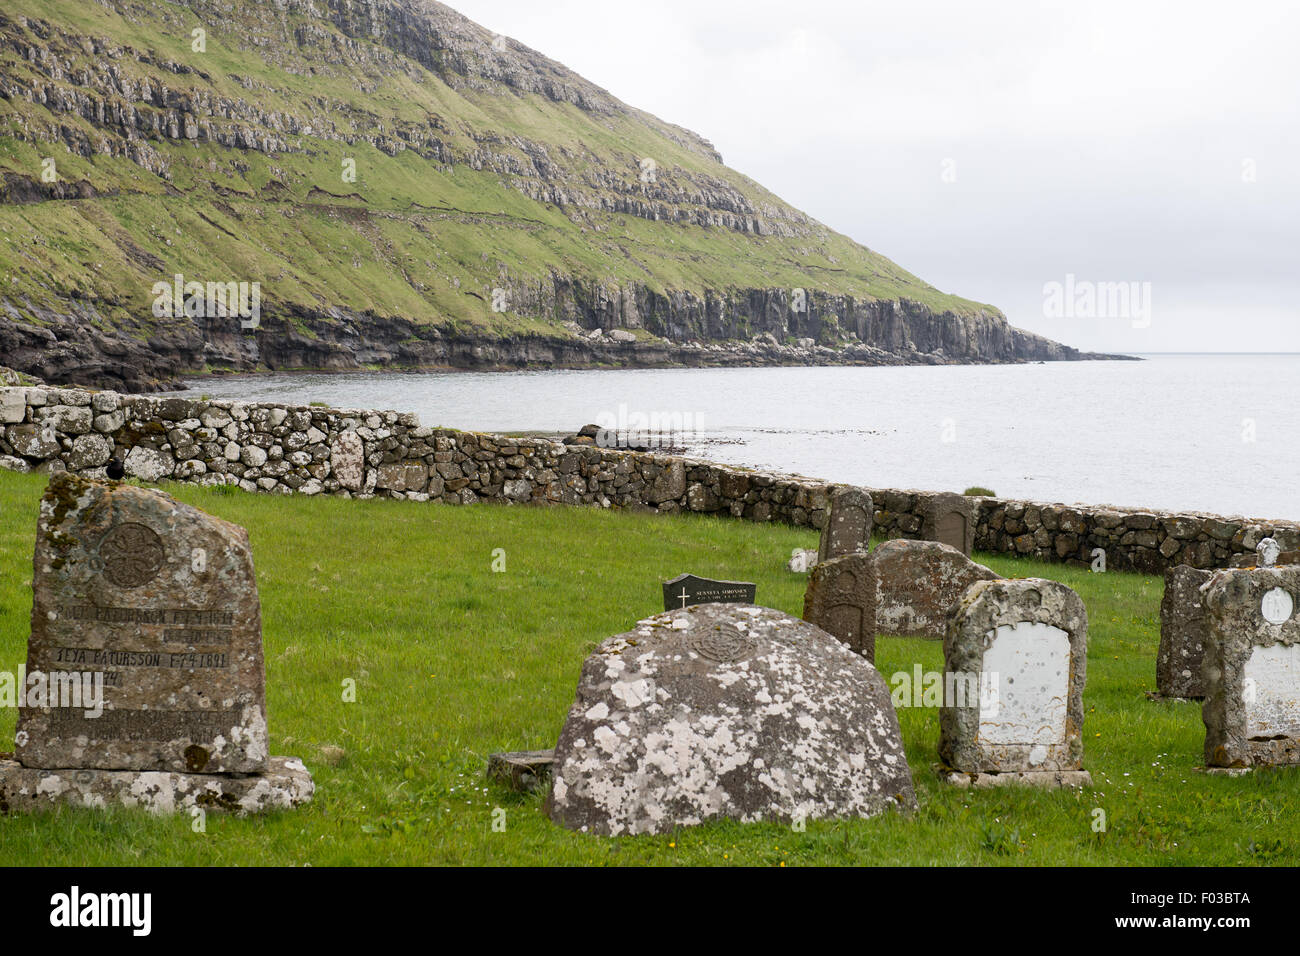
<box><xmin>487</xmin><ymin>750</ymin><xmax>555</xmax><ymax>793</ymax></box>
<box><xmin>0</xmin><ymin>756</ymin><xmax>313</xmax><ymax>816</ymax></box>
<box><xmin>548</xmin><ymin>604</ymin><xmax>916</xmax><ymax>836</ymax></box>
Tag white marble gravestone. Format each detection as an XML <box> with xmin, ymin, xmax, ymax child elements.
<box><xmin>1243</xmin><ymin>644</ymin><xmax>1300</xmax><ymax>739</ymax></box>
<box><xmin>978</xmin><ymin>621</ymin><xmax>1070</xmax><ymax>752</ymax></box>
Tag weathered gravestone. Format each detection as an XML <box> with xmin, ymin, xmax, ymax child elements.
<box><xmin>872</xmin><ymin>539</ymin><xmax>1000</xmax><ymax>640</ymax></box>
<box><xmin>662</xmin><ymin>573</ymin><xmax>756</xmax><ymax>612</ymax></box>
<box><xmin>920</xmin><ymin>493</ymin><xmax>976</xmax><ymax>557</ymax></box>
<box><xmin>1202</xmin><ymin>564</ymin><xmax>1300</xmax><ymax>768</ymax></box>
<box><xmin>939</xmin><ymin>578</ymin><xmax>1091</xmax><ymax>788</ymax></box>
<box><xmin>0</xmin><ymin>473</ymin><xmax>313</xmax><ymax>815</ymax></box>
<box><xmin>1155</xmin><ymin>565</ymin><xmax>1213</xmax><ymax>699</ymax></box>
<box><xmin>1229</xmin><ymin>538</ymin><xmax>1300</xmax><ymax>569</ymax></box>
<box><xmin>817</xmin><ymin>486</ymin><xmax>874</xmax><ymax>562</ymax></box>
<box><xmin>803</xmin><ymin>553</ymin><xmax>876</xmax><ymax>661</ymax></box>
<box><xmin>787</xmin><ymin>548</ymin><xmax>819</xmax><ymax>574</ymax></box>
<box><xmin>547</xmin><ymin>604</ymin><xmax>916</xmax><ymax>835</ymax></box>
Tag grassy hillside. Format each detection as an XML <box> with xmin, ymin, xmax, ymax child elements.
<box><xmin>0</xmin><ymin>467</ymin><xmax>1293</xmax><ymax>866</ymax></box>
<box><xmin>0</xmin><ymin>0</ymin><xmax>1039</xmax><ymax>384</ymax></box>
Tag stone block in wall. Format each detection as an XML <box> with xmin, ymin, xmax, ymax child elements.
<box><xmin>647</xmin><ymin>460</ymin><xmax>686</xmax><ymax>504</ymax></box>
<box><xmin>66</xmin><ymin>433</ymin><xmax>113</xmax><ymax>470</ymax></box>
<box><xmin>123</xmin><ymin>446</ymin><xmax>174</xmax><ymax>481</ymax></box>
<box><xmin>0</xmin><ymin>388</ymin><xmax>25</xmax><ymax>424</ymax></box>
<box><xmin>37</xmin><ymin>405</ymin><xmax>91</xmax><ymax>435</ymax></box>
<box><xmin>8</xmin><ymin>424</ymin><xmax>59</xmax><ymax>458</ymax></box>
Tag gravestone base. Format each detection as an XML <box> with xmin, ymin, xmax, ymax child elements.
<box><xmin>936</xmin><ymin>766</ymin><xmax>1092</xmax><ymax>790</ymax></box>
<box><xmin>487</xmin><ymin>750</ymin><xmax>555</xmax><ymax>793</ymax></box>
<box><xmin>1145</xmin><ymin>691</ymin><xmax>1199</xmax><ymax>703</ymax></box>
<box><xmin>0</xmin><ymin>755</ymin><xmax>313</xmax><ymax>816</ymax></box>
<box><xmin>1197</xmin><ymin>766</ymin><xmax>1254</xmax><ymax>777</ymax></box>
<box><xmin>1208</xmin><ymin>738</ymin><xmax>1300</xmax><ymax>769</ymax></box>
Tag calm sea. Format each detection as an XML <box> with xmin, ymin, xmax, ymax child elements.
<box><xmin>172</xmin><ymin>354</ymin><xmax>1300</xmax><ymax>521</ymax></box>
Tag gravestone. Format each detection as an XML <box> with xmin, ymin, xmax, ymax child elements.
<box><xmin>939</xmin><ymin>578</ymin><xmax>1091</xmax><ymax>788</ymax></box>
<box><xmin>0</xmin><ymin>473</ymin><xmax>313</xmax><ymax>815</ymax></box>
<box><xmin>802</xmin><ymin>553</ymin><xmax>877</xmax><ymax>661</ymax></box>
<box><xmin>921</xmin><ymin>493</ymin><xmax>976</xmax><ymax>557</ymax></box>
<box><xmin>1230</xmin><ymin>538</ymin><xmax>1299</xmax><ymax>569</ymax></box>
<box><xmin>548</xmin><ymin>604</ymin><xmax>917</xmax><ymax>835</ymax></box>
<box><xmin>661</xmin><ymin>573</ymin><xmax>756</xmax><ymax>612</ymax></box>
<box><xmin>872</xmin><ymin>539</ymin><xmax>1000</xmax><ymax>640</ymax></box>
<box><xmin>817</xmin><ymin>486</ymin><xmax>874</xmax><ymax>562</ymax></box>
<box><xmin>1202</xmin><ymin>564</ymin><xmax>1300</xmax><ymax>768</ymax></box>
<box><xmin>1155</xmin><ymin>565</ymin><xmax>1213</xmax><ymax>699</ymax></box>
<box><xmin>787</xmin><ymin>548</ymin><xmax>819</xmax><ymax>574</ymax></box>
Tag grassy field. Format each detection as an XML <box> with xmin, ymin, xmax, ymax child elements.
<box><xmin>0</xmin><ymin>466</ymin><xmax>1294</xmax><ymax>866</ymax></box>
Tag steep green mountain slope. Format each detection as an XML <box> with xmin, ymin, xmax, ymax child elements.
<box><xmin>0</xmin><ymin>0</ymin><xmax>1096</xmax><ymax>390</ymax></box>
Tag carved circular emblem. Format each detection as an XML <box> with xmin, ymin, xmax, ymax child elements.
<box><xmin>1262</xmin><ymin>588</ymin><xmax>1294</xmax><ymax>626</ymax></box>
<box><xmin>99</xmin><ymin>523</ymin><xmax>165</xmax><ymax>588</ymax></box>
<box><xmin>694</xmin><ymin>624</ymin><xmax>755</xmax><ymax>664</ymax></box>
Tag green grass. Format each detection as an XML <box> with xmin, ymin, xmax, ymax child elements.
<box><xmin>0</xmin><ymin>466</ymin><xmax>1294</xmax><ymax>866</ymax></box>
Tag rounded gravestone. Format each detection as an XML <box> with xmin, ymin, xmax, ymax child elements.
<box><xmin>547</xmin><ymin>604</ymin><xmax>917</xmax><ymax>836</ymax></box>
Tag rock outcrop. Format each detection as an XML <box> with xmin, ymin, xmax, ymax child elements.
<box><xmin>0</xmin><ymin>0</ymin><xmax>1116</xmax><ymax>389</ymax></box>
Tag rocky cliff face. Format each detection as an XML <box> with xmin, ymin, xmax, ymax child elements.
<box><xmin>0</xmin><ymin>0</ymin><xmax>1108</xmax><ymax>391</ymax></box>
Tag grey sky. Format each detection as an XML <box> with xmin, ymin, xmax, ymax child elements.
<box><xmin>449</xmin><ymin>0</ymin><xmax>1299</xmax><ymax>353</ymax></box>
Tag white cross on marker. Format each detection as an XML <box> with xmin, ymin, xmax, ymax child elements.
<box><xmin>678</xmin><ymin>587</ymin><xmax>689</xmax><ymax>609</ymax></box>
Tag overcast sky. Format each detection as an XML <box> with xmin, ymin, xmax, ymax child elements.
<box><xmin>448</xmin><ymin>0</ymin><xmax>1299</xmax><ymax>353</ymax></box>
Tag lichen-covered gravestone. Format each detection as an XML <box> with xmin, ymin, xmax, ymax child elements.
<box><xmin>872</xmin><ymin>539</ymin><xmax>1000</xmax><ymax>640</ymax></box>
<box><xmin>817</xmin><ymin>486</ymin><xmax>873</xmax><ymax>562</ymax></box>
<box><xmin>548</xmin><ymin>604</ymin><xmax>916</xmax><ymax>835</ymax></box>
<box><xmin>802</xmin><ymin>552</ymin><xmax>877</xmax><ymax>661</ymax></box>
<box><xmin>939</xmin><ymin>578</ymin><xmax>1091</xmax><ymax>788</ymax></box>
<box><xmin>921</xmin><ymin>493</ymin><xmax>976</xmax><ymax>557</ymax></box>
<box><xmin>1202</xmin><ymin>564</ymin><xmax>1300</xmax><ymax>768</ymax></box>
<box><xmin>0</xmin><ymin>472</ymin><xmax>312</xmax><ymax>815</ymax></box>
<box><xmin>1155</xmin><ymin>565</ymin><xmax>1213</xmax><ymax>699</ymax></box>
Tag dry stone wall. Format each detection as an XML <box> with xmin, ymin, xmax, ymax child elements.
<box><xmin>1</xmin><ymin>385</ymin><xmax>1296</xmax><ymax>573</ymax></box>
